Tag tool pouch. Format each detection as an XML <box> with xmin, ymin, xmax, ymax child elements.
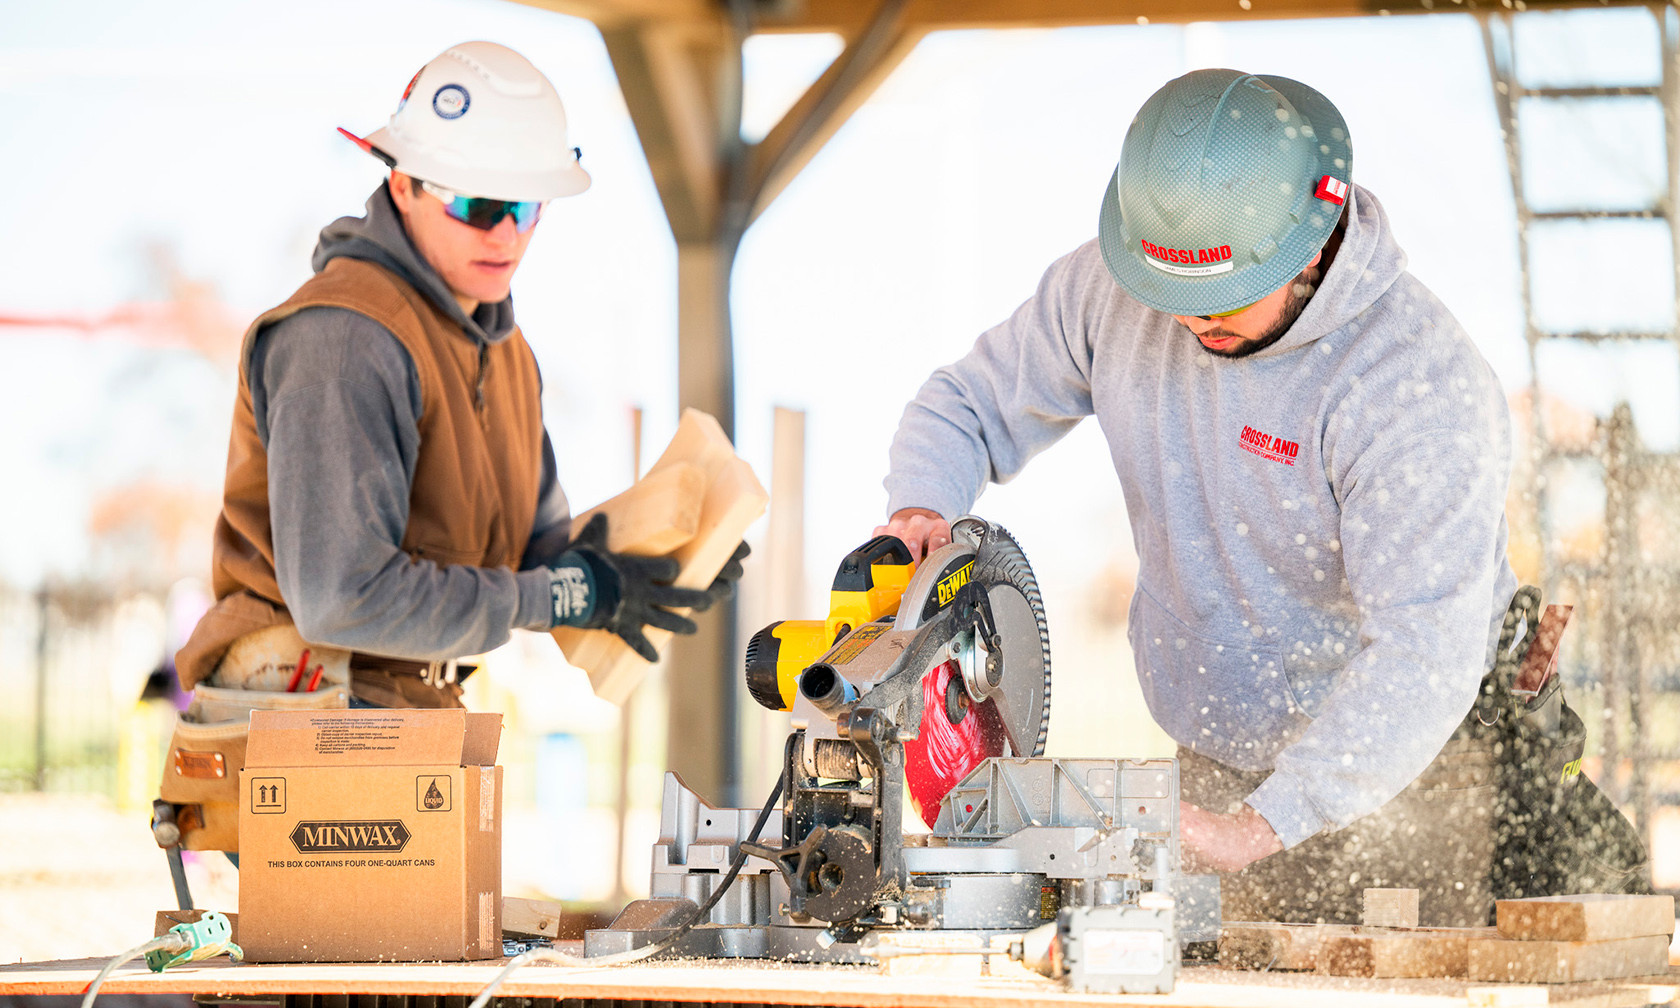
<box><xmin>1463</xmin><ymin>585</ymin><xmax>1651</xmax><ymax>905</ymax></box>
<box><xmin>158</xmin><ymin>625</ymin><xmax>352</xmax><ymax>852</ymax></box>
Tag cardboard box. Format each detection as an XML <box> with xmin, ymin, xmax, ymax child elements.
<box><xmin>238</xmin><ymin>708</ymin><xmax>503</xmax><ymax>962</ymax></box>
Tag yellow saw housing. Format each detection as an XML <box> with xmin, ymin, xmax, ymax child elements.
<box><xmin>744</xmin><ymin>535</ymin><xmax>915</xmax><ymax>711</ymax></box>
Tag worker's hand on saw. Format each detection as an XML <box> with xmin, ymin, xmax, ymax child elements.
<box><xmin>547</xmin><ymin>513</ymin><xmax>715</xmax><ymax>662</ymax></box>
<box><xmin>875</xmin><ymin>507</ymin><xmax>951</xmax><ymax>560</ymax></box>
<box><xmin>1178</xmin><ymin>800</ymin><xmax>1284</xmax><ymax>874</ymax></box>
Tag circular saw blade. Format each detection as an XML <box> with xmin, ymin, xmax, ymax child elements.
<box><xmin>964</xmin><ymin>518</ymin><xmax>1053</xmax><ymax>757</ymax></box>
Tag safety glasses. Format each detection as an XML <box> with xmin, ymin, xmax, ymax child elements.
<box><xmin>1196</xmin><ymin>298</ymin><xmax>1261</xmax><ymax>321</ymax></box>
<box><xmin>419</xmin><ymin>180</ymin><xmax>545</xmax><ymax>234</ymax></box>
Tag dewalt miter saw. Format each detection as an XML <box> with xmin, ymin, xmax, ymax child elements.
<box><xmin>743</xmin><ymin>515</ymin><xmax>1051</xmax><ymax>835</ymax></box>
<box><xmin>588</xmin><ymin>516</ymin><xmax>1216</xmax><ymax>993</ymax></box>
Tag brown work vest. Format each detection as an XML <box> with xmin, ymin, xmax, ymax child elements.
<box><xmin>175</xmin><ymin>257</ymin><xmax>545</xmax><ymax>688</ymax></box>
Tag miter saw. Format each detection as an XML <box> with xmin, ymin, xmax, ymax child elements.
<box><xmin>586</xmin><ymin>516</ymin><xmax>1218</xmax><ymax>993</ymax></box>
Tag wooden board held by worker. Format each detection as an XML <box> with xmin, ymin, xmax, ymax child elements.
<box><xmin>551</xmin><ymin>408</ymin><xmax>768</xmax><ymax>704</ymax></box>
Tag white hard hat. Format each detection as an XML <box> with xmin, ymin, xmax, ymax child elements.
<box><xmin>341</xmin><ymin>41</ymin><xmax>591</xmax><ymax>202</ymax></box>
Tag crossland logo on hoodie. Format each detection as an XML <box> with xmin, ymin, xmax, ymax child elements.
<box><xmin>1239</xmin><ymin>425</ymin><xmax>1299</xmax><ymax>466</ymax></box>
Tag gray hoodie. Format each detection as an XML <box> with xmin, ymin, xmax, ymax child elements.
<box><xmin>885</xmin><ymin>185</ymin><xmax>1518</xmax><ymax>849</ymax></box>
<box><xmin>247</xmin><ymin>183</ymin><xmax>568</xmax><ymax>661</ymax></box>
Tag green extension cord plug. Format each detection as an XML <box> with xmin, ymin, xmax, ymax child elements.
<box><xmin>146</xmin><ymin>911</ymin><xmax>243</xmax><ymax>971</ymax></box>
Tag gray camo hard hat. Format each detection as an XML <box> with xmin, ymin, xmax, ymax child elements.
<box><xmin>1098</xmin><ymin>69</ymin><xmax>1353</xmax><ymax>317</ymax></box>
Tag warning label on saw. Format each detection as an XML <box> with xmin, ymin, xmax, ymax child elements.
<box><xmin>829</xmin><ymin>623</ymin><xmax>888</xmax><ymax>664</ymax></box>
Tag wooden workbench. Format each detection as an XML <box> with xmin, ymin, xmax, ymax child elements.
<box><xmin>3</xmin><ymin>953</ymin><xmax>1677</xmax><ymax>1008</ymax></box>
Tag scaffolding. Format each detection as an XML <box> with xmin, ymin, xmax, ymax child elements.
<box><xmin>1482</xmin><ymin>3</ymin><xmax>1680</xmax><ymax>889</ymax></box>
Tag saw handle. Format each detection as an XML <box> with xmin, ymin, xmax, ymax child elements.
<box><xmin>832</xmin><ymin>535</ymin><xmax>915</xmax><ymax>591</ymax></box>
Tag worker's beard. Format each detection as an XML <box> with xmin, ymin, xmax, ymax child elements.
<box><xmin>1198</xmin><ymin>267</ymin><xmax>1318</xmax><ymax>359</ymax></box>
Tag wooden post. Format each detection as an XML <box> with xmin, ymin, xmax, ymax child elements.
<box><xmin>668</xmin><ymin>243</ymin><xmax>741</xmax><ymax>806</ymax></box>
<box><xmin>611</xmin><ymin>407</ymin><xmax>642</xmax><ymax>907</ymax></box>
<box><xmin>748</xmin><ymin>406</ymin><xmax>807</xmax><ymax>796</ymax></box>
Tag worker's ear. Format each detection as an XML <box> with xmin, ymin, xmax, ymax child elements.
<box><xmin>388</xmin><ymin>171</ymin><xmax>416</xmax><ymax>214</ymax></box>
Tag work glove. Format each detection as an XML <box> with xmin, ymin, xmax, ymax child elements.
<box><xmin>705</xmin><ymin>541</ymin><xmax>751</xmax><ymax>608</ymax></box>
<box><xmin>547</xmin><ymin>513</ymin><xmax>715</xmax><ymax>662</ymax></box>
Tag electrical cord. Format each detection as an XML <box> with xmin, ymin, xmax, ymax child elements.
<box><xmin>467</xmin><ymin>771</ymin><xmax>786</xmax><ymax>1008</ymax></box>
<box><xmin>80</xmin><ymin>934</ymin><xmax>191</xmax><ymax>1008</ymax></box>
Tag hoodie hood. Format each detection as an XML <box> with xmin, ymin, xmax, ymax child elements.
<box><xmin>309</xmin><ymin>181</ymin><xmax>518</xmax><ymax>345</ymax></box>
<box><xmin>1246</xmin><ymin>183</ymin><xmax>1405</xmax><ymax>360</ymax></box>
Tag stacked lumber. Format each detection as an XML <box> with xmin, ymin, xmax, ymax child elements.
<box><xmin>1467</xmin><ymin>893</ymin><xmax>1675</xmax><ymax>984</ymax></box>
<box><xmin>1222</xmin><ymin>889</ymin><xmax>1678</xmax><ymax>984</ymax></box>
<box><xmin>1224</xmin><ymin>889</ymin><xmax>1486</xmax><ymax>979</ymax></box>
<box><xmin>1319</xmin><ymin>926</ymin><xmax>1498</xmax><ymax>979</ymax></box>
<box><xmin>1221</xmin><ymin>921</ymin><xmax>1500</xmax><ymax>979</ymax></box>
<box><xmin>550</xmin><ymin>409</ymin><xmax>768</xmax><ymax>704</ymax></box>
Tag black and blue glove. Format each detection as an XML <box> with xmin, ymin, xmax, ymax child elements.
<box><xmin>548</xmin><ymin>513</ymin><xmax>715</xmax><ymax>662</ymax></box>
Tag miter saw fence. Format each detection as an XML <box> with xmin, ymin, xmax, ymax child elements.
<box><xmin>586</xmin><ymin>517</ymin><xmax>1218</xmax><ymax>993</ymax></box>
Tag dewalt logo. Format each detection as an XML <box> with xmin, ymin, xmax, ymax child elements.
<box><xmin>290</xmin><ymin>820</ymin><xmax>411</xmax><ymax>853</ymax></box>
<box><xmin>936</xmin><ymin>562</ymin><xmax>974</xmax><ymax>607</ymax></box>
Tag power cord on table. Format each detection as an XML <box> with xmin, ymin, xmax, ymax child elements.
<box><xmin>81</xmin><ymin>911</ymin><xmax>243</xmax><ymax>1008</ymax></box>
<box><xmin>467</xmin><ymin>772</ymin><xmax>786</xmax><ymax>1008</ymax></box>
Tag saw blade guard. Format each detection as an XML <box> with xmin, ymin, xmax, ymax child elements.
<box><xmin>897</xmin><ymin>517</ymin><xmax>1053</xmax><ymax>825</ymax></box>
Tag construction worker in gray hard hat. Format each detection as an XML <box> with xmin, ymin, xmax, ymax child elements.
<box><xmin>879</xmin><ymin>69</ymin><xmax>1520</xmax><ymax>925</ymax></box>
<box><xmin>175</xmin><ymin>41</ymin><xmax>746</xmax><ymax>711</ymax></box>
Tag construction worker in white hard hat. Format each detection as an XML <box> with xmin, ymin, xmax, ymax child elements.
<box><xmin>174</xmin><ymin>41</ymin><xmax>746</xmax><ymax>712</ymax></box>
<box><xmin>877</xmin><ymin>68</ymin><xmax>1622</xmax><ymax>926</ymax></box>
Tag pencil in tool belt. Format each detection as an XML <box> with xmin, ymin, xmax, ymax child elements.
<box><xmin>288</xmin><ymin>648</ymin><xmax>311</xmax><ymax>692</ymax></box>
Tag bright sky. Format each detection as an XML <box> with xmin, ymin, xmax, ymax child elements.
<box><xmin>1</xmin><ymin>0</ymin><xmax>1669</xmax><ymax>616</ymax></box>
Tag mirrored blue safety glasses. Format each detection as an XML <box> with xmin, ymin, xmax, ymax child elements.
<box><xmin>419</xmin><ymin>180</ymin><xmax>545</xmax><ymax>234</ymax></box>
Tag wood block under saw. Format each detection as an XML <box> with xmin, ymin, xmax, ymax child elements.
<box><xmin>1495</xmin><ymin>893</ymin><xmax>1676</xmax><ymax>943</ymax></box>
<box><xmin>1318</xmin><ymin>926</ymin><xmax>1497</xmax><ymax>979</ymax></box>
<box><xmin>1362</xmin><ymin>887</ymin><xmax>1420</xmax><ymax>929</ymax></box>
<box><xmin>1219</xmin><ymin>922</ymin><xmax>1353</xmax><ymax>971</ymax></box>
<box><xmin>1467</xmin><ymin>933</ymin><xmax>1672</xmax><ymax>984</ymax></box>
<box><xmin>551</xmin><ymin>409</ymin><xmax>767</xmax><ymax>705</ymax></box>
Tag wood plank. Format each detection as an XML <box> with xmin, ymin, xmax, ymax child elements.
<box><xmin>569</xmin><ymin>461</ymin><xmax>705</xmax><ymax>555</ymax></box>
<box><xmin>1467</xmin><ymin>934</ymin><xmax>1673</xmax><ymax>984</ymax></box>
<box><xmin>1318</xmin><ymin>927</ymin><xmax>1498</xmax><ymax>979</ymax></box>
<box><xmin>757</xmin><ymin>0</ymin><xmax>1655</xmax><ymax>34</ymax></box>
<box><xmin>746</xmin><ymin>18</ymin><xmax>926</xmax><ymax>225</ymax></box>
<box><xmin>552</xmin><ymin>409</ymin><xmax>767</xmax><ymax>705</ymax></box>
<box><xmin>1218</xmin><ymin>922</ymin><xmax>1352</xmax><ymax>971</ymax></box>
<box><xmin>500</xmin><ymin>897</ymin><xmax>565</xmax><ymax>940</ymax></box>
<box><xmin>548</xmin><ymin>458</ymin><xmax>704</xmax><ymax>671</ymax></box>
<box><xmin>1363</xmin><ymin>889</ymin><xmax>1420</xmax><ymax>929</ymax></box>
<box><xmin>5</xmin><ymin>954</ymin><xmax>1562</xmax><ymax>1006</ymax></box>
<box><xmin>1465</xmin><ymin>987</ymin><xmax>1549</xmax><ymax>1007</ymax></box>
<box><xmin>1495</xmin><ymin>894</ymin><xmax>1676</xmax><ymax>943</ymax></box>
